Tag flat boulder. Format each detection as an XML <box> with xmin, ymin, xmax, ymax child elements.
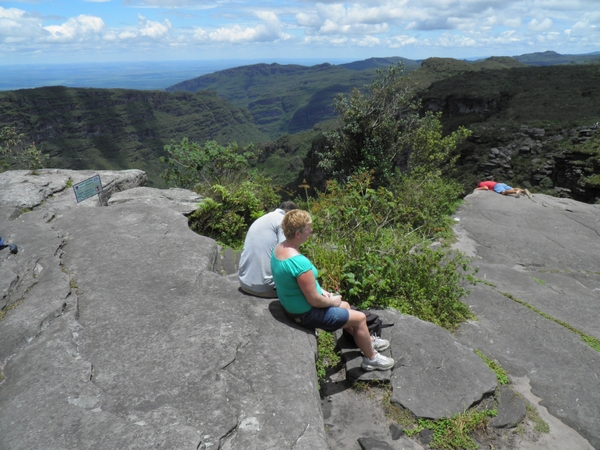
<box><xmin>107</xmin><ymin>186</ymin><xmax>203</xmax><ymax>215</ymax></box>
<box><xmin>379</xmin><ymin>309</ymin><xmax>497</xmax><ymax>420</ymax></box>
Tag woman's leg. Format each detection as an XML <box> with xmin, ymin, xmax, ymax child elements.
<box><xmin>342</xmin><ymin>309</ymin><xmax>376</xmax><ymax>360</ymax></box>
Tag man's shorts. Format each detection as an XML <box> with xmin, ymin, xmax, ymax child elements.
<box><xmin>493</xmin><ymin>183</ymin><xmax>512</xmax><ymax>193</ymax></box>
<box><xmin>240</xmin><ymin>285</ymin><xmax>279</xmax><ymax>298</ymax></box>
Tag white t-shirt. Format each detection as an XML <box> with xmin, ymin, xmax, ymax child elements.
<box><xmin>238</xmin><ymin>209</ymin><xmax>286</xmax><ymax>293</ymax></box>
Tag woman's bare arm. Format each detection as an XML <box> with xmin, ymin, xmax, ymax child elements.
<box><xmin>297</xmin><ymin>270</ymin><xmax>342</xmax><ymax>308</ymax></box>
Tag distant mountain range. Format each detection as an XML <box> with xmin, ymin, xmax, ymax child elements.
<box><xmin>1</xmin><ymin>51</ymin><xmax>599</xmax><ymax>198</ymax></box>
<box><xmin>166</xmin><ymin>57</ymin><xmax>419</xmax><ymax>139</ymax></box>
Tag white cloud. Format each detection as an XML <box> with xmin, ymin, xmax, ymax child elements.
<box><xmin>0</xmin><ymin>7</ymin><xmax>46</xmax><ymax>41</ymax></box>
<box><xmin>1</xmin><ymin>0</ymin><xmax>599</xmax><ymax>64</ymax></box>
<box><xmin>44</xmin><ymin>15</ymin><xmax>105</xmax><ymax>42</ymax></box>
<box><xmin>193</xmin><ymin>10</ymin><xmax>289</xmax><ymax>43</ymax></box>
<box><xmin>436</xmin><ymin>33</ymin><xmax>478</xmax><ymax>48</ymax></box>
<box><xmin>123</xmin><ymin>0</ymin><xmax>218</xmax><ymax>8</ymax></box>
<box><xmin>388</xmin><ymin>34</ymin><xmax>419</xmax><ymax>48</ymax></box>
<box><xmin>137</xmin><ymin>14</ymin><xmax>172</xmax><ymax>38</ymax></box>
<box><xmin>527</xmin><ymin>17</ymin><xmax>553</xmax><ymax>32</ymax></box>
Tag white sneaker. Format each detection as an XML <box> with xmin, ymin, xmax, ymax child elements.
<box><xmin>361</xmin><ymin>352</ymin><xmax>395</xmax><ymax>371</ymax></box>
<box><xmin>372</xmin><ymin>336</ymin><xmax>390</xmax><ymax>352</ymax></box>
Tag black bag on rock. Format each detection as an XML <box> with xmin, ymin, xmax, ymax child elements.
<box><xmin>343</xmin><ymin>306</ymin><xmax>390</xmax><ymax>338</ymax></box>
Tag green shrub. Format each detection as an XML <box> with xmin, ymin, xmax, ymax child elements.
<box><xmin>406</xmin><ymin>409</ymin><xmax>497</xmax><ymax>449</ymax></box>
<box><xmin>305</xmin><ymin>171</ymin><xmax>475</xmax><ymax>329</ymax></box>
<box><xmin>316</xmin><ymin>330</ymin><xmax>340</xmax><ymax>386</ymax></box>
<box><xmin>0</xmin><ymin>126</ymin><xmax>48</xmax><ymax>171</ymax></box>
<box><xmin>318</xmin><ymin>64</ymin><xmax>471</xmax><ymax>188</ymax></box>
<box><xmin>160</xmin><ymin>138</ymin><xmax>259</xmax><ymax>190</ymax></box>
<box><xmin>187</xmin><ymin>173</ymin><xmax>280</xmax><ymax>248</ymax></box>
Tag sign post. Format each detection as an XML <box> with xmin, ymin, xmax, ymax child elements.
<box><xmin>73</xmin><ymin>175</ymin><xmax>103</xmax><ymax>203</ymax></box>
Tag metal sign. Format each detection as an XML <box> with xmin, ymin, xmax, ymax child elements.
<box><xmin>73</xmin><ymin>175</ymin><xmax>103</xmax><ymax>203</ymax></box>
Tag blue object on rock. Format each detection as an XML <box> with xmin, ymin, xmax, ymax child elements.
<box><xmin>9</xmin><ymin>244</ymin><xmax>17</xmax><ymax>254</ymax></box>
<box><xmin>0</xmin><ymin>236</ymin><xmax>4</xmax><ymax>246</ymax></box>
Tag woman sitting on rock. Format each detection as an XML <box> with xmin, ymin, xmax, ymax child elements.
<box><xmin>271</xmin><ymin>209</ymin><xmax>394</xmax><ymax>372</ymax></box>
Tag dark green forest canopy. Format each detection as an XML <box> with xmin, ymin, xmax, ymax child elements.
<box><xmin>421</xmin><ymin>64</ymin><xmax>600</xmax><ymax>128</ymax></box>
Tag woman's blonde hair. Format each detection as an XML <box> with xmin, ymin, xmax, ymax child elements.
<box><xmin>282</xmin><ymin>209</ymin><xmax>312</xmax><ymax>240</ymax></box>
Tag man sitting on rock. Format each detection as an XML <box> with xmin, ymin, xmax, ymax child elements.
<box><xmin>238</xmin><ymin>201</ymin><xmax>299</xmax><ymax>298</ymax></box>
<box><xmin>474</xmin><ymin>180</ymin><xmax>531</xmax><ymax>198</ymax></box>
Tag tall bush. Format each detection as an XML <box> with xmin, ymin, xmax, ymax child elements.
<box><xmin>317</xmin><ymin>64</ymin><xmax>471</xmax><ymax>187</ymax></box>
<box><xmin>161</xmin><ymin>138</ymin><xmax>280</xmax><ymax>248</ymax></box>
<box><xmin>160</xmin><ymin>138</ymin><xmax>259</xmax><ymax>190</ymax></box>
<box><xmin>305</xmin><ymin>172</ymin><xmax>474</xmax><ymax>330</ymax></box>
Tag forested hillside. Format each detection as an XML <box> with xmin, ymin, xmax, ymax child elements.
<box><xmin>165</xmin><ymin>58</ymin><xmax>422</xmax><ymax>139</ymax></box>
<box><xmin>0</xmin><ymin>87</ymin><xmax>267</xmax><ymax>186</ymax></box>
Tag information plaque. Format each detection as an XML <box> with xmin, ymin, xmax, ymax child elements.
<box><xmin>73</xmin><ymin>175</ymin><xmax>103</xmax><ymax>203</ymax></box>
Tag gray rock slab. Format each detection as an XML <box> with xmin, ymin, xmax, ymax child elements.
<box><xmin>358</xmin><ymin>436</ymin><xmax>394</xmax><ymax>449</ymax></box>
<box><xmin>510</xmin><ymin>375</ymin><xmax>594</xmax><ymax>450</ymax></box>
<box><xmin>454</xmin><ymin>282</ymin><xmax>600</xmax><ymax>449</ymax></box>
<box><xmin>0</xmin><ymin>196</ymin><xmax>327</xmax><ymax>449</ymax></box>
<box><xmin>0</xmin><ymin>168</ymin><xmax>147</xmax><ymax>210</ymax></box>
<box><xmin>107</xmin><ymin>186</ymin><xmax>203</xmax><ymax>215</ymax></box>
<box><xmin>453</xmin><ymin>192</ymin><xmax>600</xmax><ymax>272</ymax></box>
<box><xmin>323</xmin><ymin>383</ymin><xmax>424</xmax><ymax>450</ymax></box>
<box><xmin>489</xmin><ymin>385</ymin><xmax>526</xmax><ymax>429</ymax></box>
<box><xmin>453</xmin><ymin>192</ymin><xmax>600</xmax><ymax>449</ymax></box>
<box><xmin>467</xmin><ymin>262</ymin><xmax>600</xmax><ymax>340</ymax></box>
<box><xmin>0</xmin><ymin>207</ymin><xmax>71</xmax><ymax>364</ymax></box>
<box><xmin>378</xmin><ymin>309</ymin><xmax>497</xmax><ymax>420</ymax></box>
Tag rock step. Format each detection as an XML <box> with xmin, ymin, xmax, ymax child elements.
<box><xmin>214</xmin><ymin>245</ymin><xmax>241</xmax><ymax>276</ymax></box>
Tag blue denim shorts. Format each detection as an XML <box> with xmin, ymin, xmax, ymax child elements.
<box><xmin>297</xmin><ymin>306</ymin><xmax>350</xmax><ymax>331</ymax></box>
<box><xmin>493</xmin><ymin>183</ymin><xmax>512</xmax><ymax>193</ymax></box>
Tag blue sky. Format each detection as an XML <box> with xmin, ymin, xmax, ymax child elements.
<box><xmin>1</xmin><ymin>0</ymin><xmax>599</xmax><ymax>65</ymax></box>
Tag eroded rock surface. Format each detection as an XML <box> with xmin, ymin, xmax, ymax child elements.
<box><xmin>0</xmin><ymin>169</ymin><xmax>326</xmax><ymax>450</ymax></box>
<box><xmin>453</xmin><ymin>191</ymin><xmax>600</xmax><ymax>449</ymax></box>
<box><xmin>1</xmin><ymin>170</ymin><xmax>599</xmax><ymax>450</ymax></box>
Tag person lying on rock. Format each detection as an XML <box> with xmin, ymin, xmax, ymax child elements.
<box><xmin>271</xmin><ymin>209</ymin><xmax>395</xmax><ymax>372</ymax></box>
<box><xmin>474</xmin><ymin>180</ymin><xmax>531</xmax><ymax>198</ymax></box>
<box><xmin>238</xmin><ymin>201</ymin><xmax>299</xmax><ymax>298</ymax></box>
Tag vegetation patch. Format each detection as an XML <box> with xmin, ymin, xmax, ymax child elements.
<box><xmin>305</xmin><ymin>171</ymin><xmax>476</xmax><ymax>330</ymax></box>
<box><xmin>0</xmin><ymin>298</ymin><xmax>24</xmax><ymax>321</ymax></box>
<box><xmin>475</xmin><ymin>349</ymin><xmax>510</xmax><ymax>385</ymax></box>
<box><xmin>530</xmin><ymin>277</ymin><xmax>546</xmax><ymax>285</ymax></box>
<box><xmin>316</xmin><ymin>330</ymin><xmax>341</xmax><ymax>386</ymax></box>
<box><xmin>404</xmin><ymin>409</ymin><xmax>497</xmax><ymax>450</ymax></box>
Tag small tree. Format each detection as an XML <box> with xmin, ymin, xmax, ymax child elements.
<box><xmin>318</xmin><ymin>63</ymin><xmax>415</xmax><ymax>186</ymax></box>
<box><xmin>404</xmin><ymin>111</ymin><xmax>472</xmax><ymax>177</ymax></box>
<box><xmin>318</xmin><ymin>64</ymin><xmax>471</xmax><ymax>187</ymax></box>
<box><xmin>160</xmin><ymin>138</ymin><xmax>259</xmax><ymax>191</ymax></box>
<box><xmin>0</xmin><ymin>126</ymin><xmax>48</xmax><ymax>172</ymax></box>
<box><xmin>160</xmin><ymin>137</ymin><xmax>281</xmax><ymax>248</ymax></box>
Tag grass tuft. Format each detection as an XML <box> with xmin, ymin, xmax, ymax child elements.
<box><xmin>475</xmin><ymin>349</ymin><xmax>510</xmax><ymax>385</ymax></box>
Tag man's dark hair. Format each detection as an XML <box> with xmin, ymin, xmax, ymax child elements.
<box><xmin>279</xmin><ymin>201</ymin><xmax>299</xmax><ymax>212</ymax></box>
